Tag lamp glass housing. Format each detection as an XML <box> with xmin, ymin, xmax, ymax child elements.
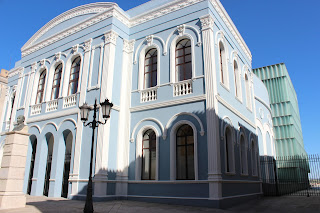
<box><xmin>79</xmin><ymin>103</ymin><xmax>90</xmax><ymax>122</ymax></box>
<box><xmin>100</xmin><ymin>99</ymin><xmax>113</xmax><ymax>119</ymax></box>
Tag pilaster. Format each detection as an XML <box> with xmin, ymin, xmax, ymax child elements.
<box><xmin>24</xmin><ymin>63</ymin><xmax>37</xmax><ymax>122</ymax></box>
<box><xmin>115</xmin><ymin>39</ymin><xmax>135</xmax><ymax>196</ymax></box>
<box><xmin>200</xmin><ymin>14</ymin><xmax>222</xmax><ymax>199</ymax></box>
<box><xmin>94</xmin><ymin>30</ymin><xmax>118</xmax><ymax>196</ymax></box>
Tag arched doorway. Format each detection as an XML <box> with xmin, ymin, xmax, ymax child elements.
<box><xmin>27</xmin><ymin>135</ymin><xmax>37</xmax><ymax>195</ymax></box>
<box><xmin>43</xmin><ymin>133</ymin><xmax>54</xmax><ymax>196</ymax></box>
<box><xmin>61</xmin><ymin>130</ymin><xmax>73</xmax><ymax>198</ymax></box>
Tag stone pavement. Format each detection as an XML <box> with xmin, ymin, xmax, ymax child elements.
<box><xmin>0</xmin><ymin>195</ymin><xmax>319</xmax><ymax>213</ymax></box>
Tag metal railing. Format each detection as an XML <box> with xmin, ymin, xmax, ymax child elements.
<box><xmin>260</xmin><ymin>155</ymin><xmax>320</xmax><ymax>196</ymax></box>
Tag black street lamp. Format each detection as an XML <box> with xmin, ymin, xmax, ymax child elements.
<box><xmin>79</xmin><ymin>98</ymin><xmax>113</xmax><ymax>213</ymax></box>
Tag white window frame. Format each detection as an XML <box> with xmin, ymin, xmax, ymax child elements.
<box><xmin>233</xmin><ymin>58</ymin><xmax>242</xmax><ymax>101</ymax></box>
<box><xmin>46</xmin><ymin>61</ymin><xmax>65</xmax><ymax>102</ymax></box>
<box><xmin>218</xmin><ymin>39</ymin><xmax>229</xmax><ymax>89</ymax></box>
<box><xmin>135</xmin><ymin>125</ymin><xmax>159</xmax><ymax>181</ymax></box>
<box><xmin>170</xmin><ymin>120</ymin><xmax>198</xmax><ymax>181</ymax></box>
<box><xmin>62</xmin><ymin>53</ymin><xmax>83</xmax><ymax>97</ymax></box>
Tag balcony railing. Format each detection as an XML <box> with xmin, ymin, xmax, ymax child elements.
<box><xmin>173</xmin><ymin>79</ymin><xmax>193</xmax><ymax>97</ymax></box>
<box><xmin>63</xmin><ymin>94</ymin><xmax>77</xmax><ymax>108</ymax></box>
<box><xmin>141</xmin><ymin>87</ymin><xmax>157</xmax><ymax>103</ymax></box>
<box><xmin>46</xmin><ymin>99</ymin><xmax>58</xmax><ymax>112</ymax></box>
<box><xmin>31</xmin><ymin>104</ymin><xmax>42</xmax><ymax>115</ymax></box>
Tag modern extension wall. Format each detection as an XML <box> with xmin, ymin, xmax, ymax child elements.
<box><xmin>253</xmin><ymin>63</ymin><xmax>306</xmax><ymax>157</ymax></box>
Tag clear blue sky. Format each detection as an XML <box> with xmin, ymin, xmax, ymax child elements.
<box><xmin>0</xmin><ymin>0</ymin><xmax>319</xmax><ymax>154</ymax></box>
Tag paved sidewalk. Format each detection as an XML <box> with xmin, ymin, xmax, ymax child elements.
<box><xmin>0</xmin><ymin>195</ymin><xmax>319</xmax><ymax>213</ymax></box>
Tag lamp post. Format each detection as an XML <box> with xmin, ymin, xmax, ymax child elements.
<box><xmin>79</xmin><ymin>98</ymin><xmax>113</xmax><ymax>213</ymax></box>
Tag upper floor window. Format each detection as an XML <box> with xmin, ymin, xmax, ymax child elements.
<box><xmin>51</xmin><ymin>64</ymin><xmax>62</xmax><ymax>100</ymax></box>
<box><xmin>219</xmin><ymin>42</ymin><xmax>227</xmax><ymax>85</ymax></box>
<box><xmin>234</xmin><ymin>61</ymin><xmax>240</xmax><ymax>98</ymax></box>
<box><xmin>176</xmin><ymin>124</ymin><xmax>194</xmax><ymax>180</ymax></box>
<box><xmin>68</xmin><ymin>57</ymin><xmax>80</xmax><ymax>95</ymax></box>
<box><xmin>36</xmin><ymin>70</ymin><xmax>46</xmax><ymax>104</ymax></box>
<box><xmin>245</xmin><ymin>73</ymin><xmax>252</xmax><ymax>110</ymax></box>
<box><xmin>176</xmin><ymin>38</ymin><xmax>192</xmax><ymax>81</ymax></box>
<box><xmin>141</xmin><ymin>129</ymin><xmax>156</xmax><ymax>180</ymax></box>
<box><xmin>144</xmin><ymin>48</ymin><xmax>157</xmax><ymax>88</ymax></box>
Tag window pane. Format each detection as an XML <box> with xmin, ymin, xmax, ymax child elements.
<box><xmin>185</xmin><ymin>46</ymin><xmax>191</xmax><ymax>55</ymax></box>
<box><xmin>176</xmin><ymin>49</ymin><xmax>184</xmax><ymax>57</ymax></box>
<box><xmin>176</xmin><ymin>146</ymin><xmax>186</xmax><ymax>180</ymax></box>
<box><xmin>142</xmin><ymin>149</ymin><xmax>150</xmax><ymax>180</ymax></box>
<box><xmin>176</xmin><ymin>56</ymin><xmax>184</xmax><ymax>65</ymax></box>
<box><xmin>143</xmin><ymin>139</ymin><xmax>149</xmax><ymax>149</ymax></box>
<box><xmin>144</xmin><ymin>73</ymin><xmax>151</xmax><ymax>88</ymax></box>
<box><xmin>151</xmin><ymin>71</ymin><xmax>157</xmax><ymax>87</ymax></box>
<box><xmin>187</xmin><ymin>145</ymin><xmax>195</xmax><ymax>179</ymax></box>
<box><xmin>185</xmin><ymin>55</ymin><xmax>191</xmax><ymax>63</ymax></box>
<box><xmin>150</xmin><ymin>149</ymin><xmax>156</xmax><ymax>180</ymax></box>
<box><xmin>185</xmin><ymin>63</ymin><xmax>192</xmax><ymax>80</ymax></box>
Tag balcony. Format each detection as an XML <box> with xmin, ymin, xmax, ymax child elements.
<box><xmin>31</xmin><ymin>104</ymin><xmax>42</xmax><ymax>115</ymax></box>
<box><xmin>173</xmin><ymin>79</ymin><xmax>193</xmax><ymax>97</ymax></box>
<box><xmin>63</xmin><ymin>94</ymin><xmax>77</xmax><ymax>108</ymax></box>
<box><xmin>46</xmin><ymin>99</ymin><xmax>58</xmax><ymax>112</ymax></box>
<box><xmin>141</xmin><ymin>87</ymin><xmax>157</xmax><ymax>103</ymax></box>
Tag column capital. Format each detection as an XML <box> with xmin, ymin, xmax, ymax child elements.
<box><xmin>123</xmin><ymin>39</ymin><xmax>135</xmax><ymax>53</ymax></box>
<box><xmin>83</xmin><ymin>38</ymin><xmax>93</xmax><ymax>53</ymax></box>
<box><xmin>31</xmin><ymin>62</ymin><xmax>38</xmax><ymax>72</ymax></box>
<box><xmin>104</xmin><ymin>30</ymin><xmax>118</xmax><ymax>46</ymax></box>
<box><xmin>200</xmin><ymin>15</ymin><xmax>214</xmax><ymax>31</ymax></box>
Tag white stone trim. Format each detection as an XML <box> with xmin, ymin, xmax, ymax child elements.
<box><xmin>31</xmin><ymin>66</ymin><xmax>49</xmax><ymax>105</ymax></box>
<box><xmin>217</xmin><ymin>37</ymin><xmax>230</xmax><ymax>89</ymax></box>
<box><xmin>130</xmin><ymin>94</ymin><xmax>206</xmax><ymax>112</ymax></box>
<box><xmin>169</xmin><ymin>33</ymin><xmax>196</xmax><ymax>83</ymax></box>
<box><xmin>216</xmin><ymin>94</ymin><xmax>256</xmax><ymax>128</ymax></box>
<box><xmin>170</xmin><ymin>120</ymin><xmax>198</xmax><ymax>181</ymax></box>
<box><xmin>131</xmin><ymin>118</ymin><xmax>164</xmax><ymax>142</ymax></box>
<box><xmin>138</xmin><ymin>44</ymin><xmax>161</xmax><ymax>90</ymax></box>
<box><xmin>46</xmin><ymin>60</ymin><xmax>65</xmax><ymax>102</ymax></box>
<box><xmin>221</xmin><ymin>123</ymin><xmax>236</xmax><ymax>174</ymax></box>
<box><xmin>26</xmin><ymin>107</ymin><xmax>78</xmax><ymax>124</ymax></box>
<box><xmin>164</xmin><ymin>112</ymin><xmax>205</xmax><ymax>140</ymax></box>
<box><xmin>135</xmin><ymin>125</ymin><xmax>159</xmax><ymax>181</ymax></box>
<box><xmin>87</xmin><ymin>43</ymin><xmax>103</xmax><ymax>90</ymax></box>
<box><xmin>134</xmin><ymin>35</ymin><xmax>165</xmax><ymax>64</ymax></box>
<box><xmin>232</xmin><ymin>55</ymin><xmax>242</xmax><ymax>101</ymax></box>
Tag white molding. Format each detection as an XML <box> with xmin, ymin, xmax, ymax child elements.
<box><xmin>8</xmin><ymin>67</ymin><xmax>24</xmax><ymax>79</ymax></box>
<box><xmin>170</xmin><ymin>120</ymin><xmax>198</xmax><ymax>181</ymax></box>
<box><xmin>130</xmin><ymin>94</ymin><xmax>206</xmax><ymax>112</ymax></box>
<box><xmin>26</xmin><ymin>107</ymin><xmax>78</xmax><ymax>124</ymax></box>
<box><xmin>164</xmin><ymin>112</ymin><xmax>205</xmax><ymax>140</ymax></box>
<box><xmin>216</xmin><ymin>94</ymin><xmax>256</xmax><ymax>128</ymax></box>
<box><xmin>131</xmin><ymin>118</ymin><xmax>164</xmax><ymax>142</ymax></box>
<box><xmin>254</xmin><ymin>96</ymin><xmax>272</xmax><ymax>115</ymax></box>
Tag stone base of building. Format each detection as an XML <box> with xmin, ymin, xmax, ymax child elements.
<box><xmin>0</xmin><ymin>193</ymin><xmax>26</xmax><ymax>209</ymax></box>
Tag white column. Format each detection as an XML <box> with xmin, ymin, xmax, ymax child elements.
<box><xmin>0</xmin><ymin>86</ymin><xmax>9</xmax><ymax>132</ymax></box>
<box><xmin>94</xmin><ymin>30</ymin><xmax>118</xmax><ymax>196</ymax></box>
<box><xmin>115</xmin><ymin>39</ymin><xmax>135</xmax><ymax>196</ymax></box>
<box><xmin>9</xmin><ymin>70</ymin><xmax>24</xmax><ymax>131</ymax></box>
<box><xmin>24</xmin><ymin>62</ymin><xmax>37</xmax><ymax>122</ymax></box>
<box><xmin>200</xmin><ymin>15</ymin><xmax>222</xmax><ymax>200</ymax></box>
<box><xmin>69</xmin><ymin>39</ymin><xmax>92</xmax><ymax>195</ymax></box>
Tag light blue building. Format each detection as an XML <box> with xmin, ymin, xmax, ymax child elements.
<box><xmin>0</xmin><ymin>0</ymin><xmax>276</xmax><ymax>208</ymax></box>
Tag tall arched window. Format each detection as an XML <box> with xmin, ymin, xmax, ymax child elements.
<box><xmin>219</xmin><ymin>42</ymin><xmax>226</xmax><ymax>84</ymax></box>
<box><xmin>36</xmin><ymin>70</ymin><xmax>46</xmax><ymax>104</ymax></box>
<box><xmin>141</xmin><ymin>129</ymin><xmax>156</xmax><ymax>180</ymax></box>
<box><xmin>144</xmin><ymin>48</ymin><xmax>157</xmax><ymax>88</ymax></box>
<box><xmin>240</xmin><ymin>134</ymin><xmax>248</xmax><ymax>174</ymax></box>
<box><xmin>245</xmin><ymin>73</ymin><xmax>252</xmax><ymax>109</ymax></box>
<box><xmin>251</xmin><ymin>139</ymin><xmax>258</xmax><ymax>176</ymax></box>
<box><xmin>68</xmin><ymin>57</ymin><xmax>81</xmax><ymax>95</ymax></box>
<box><xmin>176</xmin><ymin>124</ymin><xmax>194</xmax><ymax>180</ymax></box>
<box><xmin>225</xmin><ymin>127</ymin><xmax>234</xmax><ymax>173</ymax></box>
<box><xmin>234</xmin><ymin>61</ymin><xmax>240</xmax><ymax>98</ymax></box>
<box><xmin>176</xmin><ymin>38</ymin><xmax>192</xmax><ymax>82</ymax></box>
<box><xmin>51</xmin><ymin>63</ymin><xmax>62</xmax><ymax>100</ymax></box>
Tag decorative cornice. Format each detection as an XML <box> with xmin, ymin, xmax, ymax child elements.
<box><xmin>200</xmin><ymin>15</ymin><xmax>214</xmax><ymax>31</ymax></box>
<box><xmin>8</xmin><ymin>67</ymin><xmax>24</xmax><ymax>79</ymax></box>
<box><xmin>123</xmin><ymin>39</ymin><xmax>135</xmax><ymax>53</ymax></box>
<box><xmin>104</xmin><ymin>30</ymin><xmax>118</xmax><ymax>45</ymax></box>
<box><xmin>20</xmin><ymin>0</ymin><xmax>251</xmax><ymax>61</ymax></box>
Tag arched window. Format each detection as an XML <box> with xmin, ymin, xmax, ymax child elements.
<box><xmin>176</xmin><ymin>124</ymin><xmax>194</xmax><ymax>180</ymax></box>
<box><xmin>36</xmin><ymin>70</ymin><xmax>46</xmax><ymax>104</ymax></box>
<box><xmin>245</xmin><ymin>73</ymin><xmax>252</xmax><ymax>109</ymax></box>
<box><xmin>144</xmin><ymin>48</ymin><xmax>157</xmax><ymax>88</ymax></box>
<box><xmin>141</xmin><ymin>129</ymin><xmax>156</xmax><ymax>180</ymax></box>
<box><xmin>219</xmin><ymin>42</ymin><xmax>227</xmax><ymax>84</ymax></box>
<box><xmin>251</xmin><ymin>139</ymin><xmax>258</xmax><ymax>176</ymax></box>
<box><xmin>176</xmin><ymin>38</ymin><xmax>192</xmax><ymax>81</ymax></box>
<box><xmin>234</xmin><ymin>61</ymin><xmax>240</xmax><ymax>98</ymax></box>
<box><xmin>225</xmin><ymin>127</ymin><xmax>234</xmax><ymax>173</ymax></box>
<box><xmin>68</xmin><ymin>57</ymin><xmax>81</xmax><ymax>95</ymax></box>
<box><xmin>51</xmin><ymin>63</ymin><xmax>62</xmax><ymax>100</ymax></box>
<box><xmin>240</xmin><ymin>134</ymin><xmax>248</xmax><ymax>174</ymax></box>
